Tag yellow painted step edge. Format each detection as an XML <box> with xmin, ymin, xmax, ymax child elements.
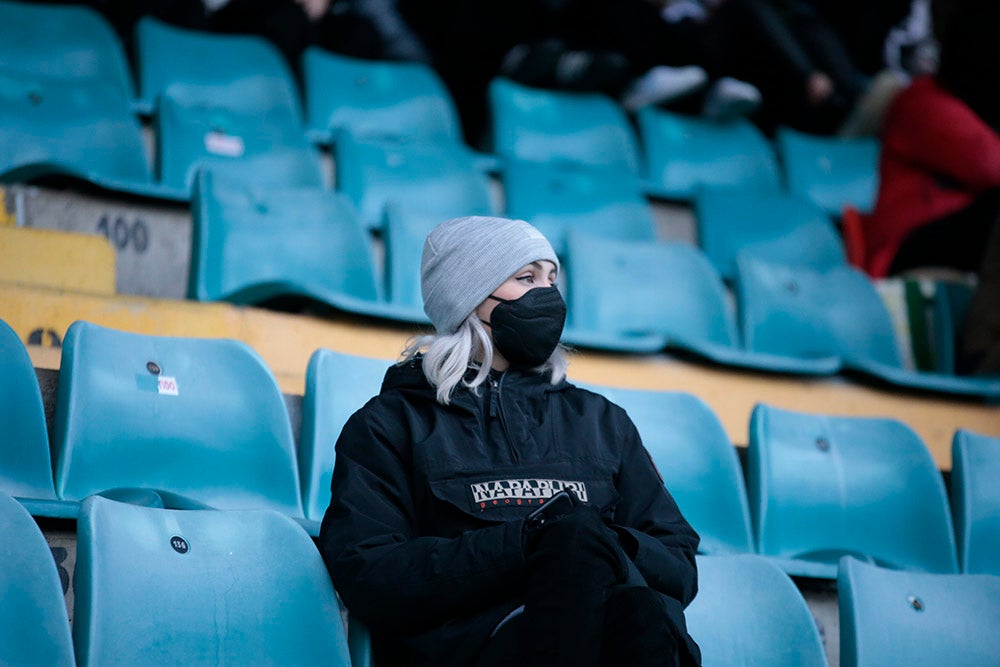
<box><xmin>0</xmin><ymin>226</ymin><xmax>116</xmax><ymax>295</ymax></box>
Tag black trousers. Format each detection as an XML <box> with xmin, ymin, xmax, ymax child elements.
<box><xmin>473</xmin><ymin>510</ymin><xmax>695</xmax><ymax>667</ymax></box>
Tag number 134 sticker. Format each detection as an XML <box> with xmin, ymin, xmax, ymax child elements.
<box><xmin>157</xmin><ymin>376</ymin><xmax>179</xmax><ymax>396</ymax></box>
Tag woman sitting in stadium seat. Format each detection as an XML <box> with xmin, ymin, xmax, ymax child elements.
<box><xmin>319</xmin><ymin>216</ymin><xmax>701</xmax><ymax>666</ymax></box>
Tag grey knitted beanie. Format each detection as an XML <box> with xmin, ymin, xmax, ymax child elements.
<box><xmin>421</xmin><ymin>216</ymin><xmax>560</xmax><ymax>333</ymax></box>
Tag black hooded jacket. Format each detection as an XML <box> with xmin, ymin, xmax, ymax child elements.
<box><xmin>319</xmin><ymin>357</ymin><xmax>700</xmax><ymax>665</ymax></box>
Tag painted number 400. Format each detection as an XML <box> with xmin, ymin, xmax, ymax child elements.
<box><xmin>96</xmin><ymin>215</ymin><xmax>149</xmax><ymax>253</ymax></box>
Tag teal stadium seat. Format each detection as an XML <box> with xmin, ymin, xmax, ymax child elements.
<box><xmin>51</xmin><ymin>321</ymin><xmax>318</xmax><ymax>534</ymax></box>
<box><xmin>747</xmin><ymin>403</ymin><xmax>959</xmax><ymax>578</ymax></box>
<box><xmin>190</xmin><ymin>171</ymin><xmax>392</xmax><ymax>320</ymax></box>
<box><xmin>694</xmin><ymin>188</ymin><xmax>846</xmax><ymax>280</ymax></box>
<box><xmin>0</xmin><ymin>492</ymin><xmax>75</xmax><ymax>667</ymax></box>
<box><xmin>488</xmin><ymin>77</ymin><xmax>643</xmax><ymax>175</ymax></box>
<box><xmin>562</xmin><ymin>231</ymin><xmax>839</xmax><ymax>374</ymax></box>
<box><xmin>135</xmin><ymin>16</ymin><xmax>302</xmax><ymax>123</ymax></box>
<box><xmin>502</xmin><ymin>160</ymin><xmax>658</xmax><ymax>256</ymax></box>
<box><xmin>838</xmin><ymin>556</ymin><xmax>1000</xmax><ymax>667</ymax></box>
<box><xmin>0</xmin><ymin>0</ymin><xmax>135</xmax><ymax>100</ymax></box>
<box><xmin>686</xmin><ymin>555</ymin><xmax>827</xmax><ymax>667</ymax></box>
<box><xmin>0</xmin><ymin>72</ymin><xmax>185</xmax><ymax>200</ymax></box>
<box><xmin>587</xmin><ymin>386</ymin><xmax>754</xmax><ymax>554</ymax></box>
<box><xmin>300</xmin><ymin>349</ymin><xmax>391</xmax><ymax>522</ymax></box>
<box><xmin>73</xmin><ymin>496</ymin><xmax>351</xmax><ymax>666</ymax></box>
<box><xmin>0</xmin><ymin>319</ymin><xmax>77</xmax><ymax>519</ymax></box>
<box><xmin>637</xmin><ymin>107</ymin><xmax>781</xmax><ymax>200</ymax></box>
<box><xmin>334</xmin><ymin>133</ymin><xmax>495</xmax><ymax>231</ymax></box>
<box><xmin>951</xmin><ymin>429</ymin><xmax>1000</xmax><ymax>574</ymax></box>
<box><xmin>776</xmin><ymin>128</ymin><xmax>879</xmax><ymax>215</ymax></box>
<box><xmin>302</xmin><ymin>47</ymin><xmax>462</xmax><ymax>146</ymax></box>
<box><xmin>155</xmin><ymin>86</ymin><xmax>324</xmax><ymax>194</ymax></box>
<box><xmin>735</xmin><ymin>255</ymin><xmax>1000</xmax><ymax>398</ymax></box>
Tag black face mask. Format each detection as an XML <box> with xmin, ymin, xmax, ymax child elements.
<box><xmin>483</xmin><ymin>286</ymin><xmax>567</xmax><ymax>368</ymax></box>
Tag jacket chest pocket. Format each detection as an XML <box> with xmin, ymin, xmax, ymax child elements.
<box><xmin>426</xmin><ymin>462</ymin><xmax>621</xmax><ymax>524</ymax></box>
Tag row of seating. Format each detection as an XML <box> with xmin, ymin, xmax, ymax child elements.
<box><xmin>4</xmin><ymin>489</ymin><xmax>999</xmax><ymax>666</ymax></box>
<box><xmin>0</xmin><ymin>0</ymin><xmax>878</xmax><ymax>215</ymax></box>
<box><xmin>3</xmin><ymin>318</ymin><xmax>997</xmax><ymax>576</ymax></box>
<box><xmin>186</xmin><ymin>175</ymin><xmax>1000</xmax><ymax>398</ymax></box>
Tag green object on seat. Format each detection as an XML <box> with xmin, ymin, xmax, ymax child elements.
<box><xmin>73</xmin><ymin>497</ymin><xmax>351</xmax><ymax>666</ymax></box>
<box><xmin>0</xmin><ymin>492</ymin><xmax>75</xmax><ymax>667</ymax></box>
<box><xmin>838</xmin><ymin>556</ymin><xmax>1000</xmax><ymax>667</ymax></box>
<box><xmin>51</xmin><ymin>321</ymin><xmax>316</xmax><ymax>534</ymax></box>
<box><xmin>747</xmin><ymin>403</ymin><xmax>959</xmax><ymax>578</ymax></box>
<box><xmin>638</xmin><ymin>108</ymin><xmax>781</xmax><ymax>200</ymax></box>
<box><xmin>687</xmin><ymin>555</ymin><xmax>828</xmax><ymax>666</ymax></box>
<box><xmin>489</xmin><ymin>77</ymin><xmax>642</xmax><ymax>175</ymax></box>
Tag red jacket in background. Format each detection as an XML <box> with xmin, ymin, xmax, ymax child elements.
<box><xmin>863</xmin><ymin>76</ymin><xmax>1000</xmax><ymax>277</ymax></box>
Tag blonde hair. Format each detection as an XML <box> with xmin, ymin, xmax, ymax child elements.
<box><xmin>401</xmin><ymin>314</ymin><xmax>569</xmax><ymax>405</ymax></box>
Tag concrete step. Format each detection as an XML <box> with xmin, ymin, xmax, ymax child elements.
<box><xmin>0</xmin><ymin>225</ymin><xmax>116</xmax><ymax>295</ymax></box>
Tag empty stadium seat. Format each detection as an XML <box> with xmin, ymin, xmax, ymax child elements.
<box><xmin>0</xmin><ymin>72</ymin><xmax>182</xmax><ymax>199</ymax></box>
<box><xmin>838</xmin><ymin>556</ymin><xmax>1000</xmax><ymax>667</ymax></box>
<box><xmin>334</xmin><ymin>133</ymin><xmax>495</xmax><ymax>231</ymax></box>
<box><xmin>776</xmin><ymin>128</ymin><xmax>879</xmax><ymax>215</ymax></box>
<box><xmin>735</xmin><ymin>255</ymin><xmax>1000</xmax><ymax>398</ymax></box>
<box><xmin>51</xmin><ymin>321</ymin><xmax>317</xmax><ymax>534</ymax></box>
<box><xmin>951</xmin><ymin>429</ymin><xmax>1000</xmax><ymax>575</ymax></box>
<box><xmin>587</xmin><ymin>385</ymin><xmax>754</xmax><ymax>554</ymax></box>
<box><xmin>0</xmin><ymin>492</ymin><xmax>75</xmax><ymax>667</ymax></box>
<box><xmin>562</xmin><ymin>231</ymin><xmax>839</xmax><ymax>373</ymax></box>
<box><xmin>501</xmin><ymin>160</ymin><xmax>658</xmax><ymax>255</ymax></box>
<box><xmin>0</xmin><ymin>319</ymin><xmax>78</xmax><ymax>519</ymax></box>
<box><xmin>135</xmin><ymin>16</ymin><xmax>301</xmax><ymax>123</ymax></box>
<box><xmin>686</xmin><ymin>554</ymin><xmax>828</xmax><ymax>667</ymax></box>
<box><xmin>0</xmin><ymin>0</ymin><xmax>134</xmax><ymax>101</ymax></box>
<box><xmin>382</xmin><ymin>204</ymin><xmax>456</xmax><ymax>317</ymax></box>
<box><xmin>747</xmin><ymin>403</ymin><xmax>959</xmax><ymax>578</ymax></box>
<box><xmin>190</xmin><ymin>171</ymin><xmax>383</xmax><ymax>314</ymax></box>
<box><xmin>488</xmin><ymin>77</ymin><xmax>643</xmax><ymax>175</ymax></box>
<box><xmin>694</xmin><ymin>188</ymin><xmax>846</xmax><ymax>280</ymax></box>
<box><xmin>73</xmin><ymin>496</ymin><xmax>351</xmax><ymax>666</ymax></box>
<box><xmin>155</xmin><ymin>87</ymin><xmax>324</xmax><ymax>194</ymax></box>
<box><xmin>638</xmin><ymin>108</ymin><xmax>781</xmax><ymax>200</ymax></box>
<box><xmin>302</xmin><ymin>47</ymin><xmax>463</xmax><ymax>146</ymax></box>
<box><xmin>299</xmin><ymin>349</ymin><xmax>392</xmax><ymax>522</ymax></box>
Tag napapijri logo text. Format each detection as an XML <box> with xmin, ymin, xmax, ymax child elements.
<box><xmin>471</xmin><ymin>478</ymin><xmax>588</xmax><ymax>508</ymax></box>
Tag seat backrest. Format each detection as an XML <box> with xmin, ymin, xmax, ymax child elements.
<box><xmin>300</xmin><ymin>349</ymin><xmax>392</xmax><ymax>521</ymax></box>
<box><xmin>73</xmin><ymin>496</ymin><xmax>351</xmax><ymax>666</ymax></box>
<box><xmin>302</xmin><ymin>47</ymin><xmax>462</xmax><ymax>144</ymax></box>
<box><xmin>776</xmin><ymin>128</ymin><xmax>879</xmax><ymax>215</ymax></box>
<box><xmin>502</xmin><ymin>160</ymin><xmax>657</xmax><ymax>256</ymax></box>
<box><xmin>489</xmin><ymin>77</ymin><xmax>642</xmax><ymax>174</ymax></box>
<box><xmin>334</xmin><ymin>133</ymin><xmax>494</xmax><ymax>230</ymax></box>
<box><xmin>951</xmin><ymin>429</ymin><xmax>1000</xmax><ymax>575</ymax></box>
<box><xmin>686</xmin><ymin>554</ymin><xmax>827</xmax><ymax>667</ymax></box>
<box><xmin>638</xmin><ymin>108</ymin><xmax>781</xmax><ymax>200</ymax></box>
<box><xmin>0</xmin><ymin>71</ymin><xmax>151</xmax><ymax>186</ymax></box>
<box><xmin>588</xmin><ymin>385</ymin><xmax>754</xmax><ymax>554</ymax></box>
<box><xmin>565</xmin><ymin>232</ymin><xmax>738</xmax><ymax>347</ymax></box>
<box><xmin>135</xmin><ymin>16</ymin><xmax>301</xmax><ymax>121</ymax></box>
<box><xmin>736</xmin><ymin>255</ymin><xmax>901</xmax><ymax>366</ymax></box>
<box><xmin>838</xmin><ymin>556</ymin><xmax>1000</xmax><ymax>667</ymax></box>
<box><xmin>52</xmin><ymin>321</ymin><xmax>305</xmax><ymax>520</ymax></box>
<box><xmin>190</xmin><ymin>171</ymin><xmax>380</xmax><ymax>306</ymax></box>
<box><xmin>155</xmin><ymin>87</ymin><xmax>323</xmax><ymax>193</ymax></box>
<box><xmin>0</xmin><ymin>319</ymin><xmax>59</xmax><ymax>503</ymax></box>
<box><xmin>694</xmin><ymin>188</ymin><xmax>845</xmax><ymax>280</ymax></box>
<box><xmin>748</xmin><ymin>403</ymin><xmax>958</xmax><ymax>578</ymax></box>
<box><xmin>0</xmin><ymin>0</ymin><xmax>134</xmax><ymax>99</ymax></box>
<box><xmin>0</xmin><ymin>492</ymin><xmax>75</xmax><ymax>667</ymax></box>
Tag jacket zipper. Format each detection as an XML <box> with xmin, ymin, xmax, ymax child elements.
<box><xmin>490</xmin><ymin>374</ymin><xmax>518</xmax><ymax>463</ymax></box>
